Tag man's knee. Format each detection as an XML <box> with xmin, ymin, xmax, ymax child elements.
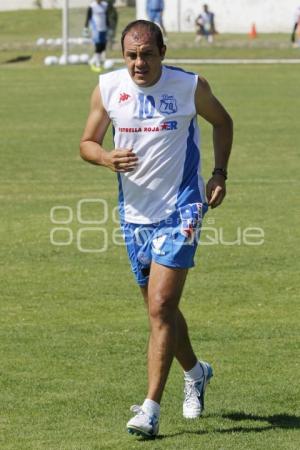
<box><xmin>148</xmin><ymin>292</ymin><xmax>178</xmax><ymax>323</ymax></box>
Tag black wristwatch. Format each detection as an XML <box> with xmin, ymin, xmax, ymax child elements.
<box><xmin>212</xmin><ymin>167</ymin><xmax>228</xmax><ymax>180</ymax></box>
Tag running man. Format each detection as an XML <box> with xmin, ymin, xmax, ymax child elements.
<box><xmin>80</xmin><ymin>20</ymin><xmax>233</xmax><ymax>439</ymax></box>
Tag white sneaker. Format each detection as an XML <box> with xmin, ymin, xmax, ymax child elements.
<box><xmin>127</xmin><ymin>405</ymin><xmax>159</xmax><ymax>438</ymax></box>
<box><xmin>183</xmin><ymin>361</ymin><xmax>213</xmax><ymax>419</ymax></box>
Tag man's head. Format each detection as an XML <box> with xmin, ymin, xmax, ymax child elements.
<box><xmin>203</xmin><ymin>4</ymin><xmax>209</xmax><ymax>12</ymax></box>
<box><xmin>121</xmin><ymin>20</ymin><xmax>166</xmax><ymax>87</ymax></box>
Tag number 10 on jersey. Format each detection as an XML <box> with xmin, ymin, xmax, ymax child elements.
<box><xmin>138</xmin><ymin>94</ymin><xmax>155</xmax><ymax>119</ymax></box>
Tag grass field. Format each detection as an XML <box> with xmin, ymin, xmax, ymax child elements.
<box><xmin>0</xmin><ymin>7</ymin><xmax>300</xmax><ymax>450</ymax></box>
<box><xmin>1</xmin><ymin>7</ymin><xmax>300</xmax><ymax>63</ymax></box>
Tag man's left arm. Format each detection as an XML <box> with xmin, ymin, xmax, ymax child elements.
<box><xmin>195</xmin><ymin>76</ymin><xmax>233</xmax><ymax>208</ymax></box>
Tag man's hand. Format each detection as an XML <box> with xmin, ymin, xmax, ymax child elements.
<box><xmin>82</xmin><ymin>27</ymin><xmax>90</xmax><ymax>38</ymax></box>
<box><xmin>103</xmin><ymin>148</ymin><xmax>138</xmax><ymax>172</ymax></box>
<box><xmin>206</xmin><ymin>174</ymin><xmax>226</xmax><ymax>208</ymax></box>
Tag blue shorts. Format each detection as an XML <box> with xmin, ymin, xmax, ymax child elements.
<box><xmin>92</xmin><ymin>30</ymin><xmax>107</xmax><ymax>44</ymax></box>
<box><xmin>121</xmin><ymin>203</ymin><xmax>208</xmax><ymax>286</ymax></box>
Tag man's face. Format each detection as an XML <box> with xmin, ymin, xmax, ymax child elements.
<box><xmin>123</xmin><ymin>27</ymin><xmax>166</xmax><ymax>87</ymax></box>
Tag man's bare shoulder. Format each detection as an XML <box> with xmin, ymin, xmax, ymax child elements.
<box><xmin>196</xmin><ymin>75</ymin><xmax>212</xmax><ymax>96</ymax></box>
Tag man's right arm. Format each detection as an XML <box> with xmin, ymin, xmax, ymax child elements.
<box><xmin>84</xmin><ymin>7</ymin><xmax>92</xmax><ymax>28</ymax></box>
<box><xmin>80</xmin><ymin>85</ymin><xmax>138</xmax><ymax>172</ymax></box>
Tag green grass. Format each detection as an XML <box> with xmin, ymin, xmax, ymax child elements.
<box><xmin>0</xmin><ymin>7</ymin><xmax>300</xmax><ymax>450</ymax></box>
<box><xmin>1</xmin><ymin>7</ymin><xmax>300</xmax><ymax>64</ymax></box>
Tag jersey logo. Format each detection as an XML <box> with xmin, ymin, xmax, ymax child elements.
<box><xmin>119</xmin><ymin>92</ymin><xmax>131</xmax><ymax>103</ymax></box>
<box><xmin>159</xmin><ymin>95</ymin><xmax>177</xmax><ymax>115</ymax></box>
<box><xmin>179</xmin><ymin>203</ymin><xmax>203</xmax><ymax>241</ymax></box>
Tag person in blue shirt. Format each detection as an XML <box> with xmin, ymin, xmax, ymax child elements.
<box><xmin>146</xmin><ymin>0</ymin><xmax>167</xmax><ymax>39</ymax></box>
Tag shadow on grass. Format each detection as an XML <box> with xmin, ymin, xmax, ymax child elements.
<box><xmin>135</xmin><ymin>412</ymin><xmax>300</xmax><ymax>441</ymax></box>
<box><xmin>2</xmin><ymin>55</ymin><xmax>32</xmax><ymax>64</ymax></box>
<box><xmin>222</xmin><ymin>412</ymin><xmax>300</xmax><ymax>430</ymax></box>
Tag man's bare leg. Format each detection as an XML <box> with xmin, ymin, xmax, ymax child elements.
<box><xmin>139</xmin><ymin>264</ymin><xmax>213</xmax><ymax>419</ymax></box>
<box><xmin>141</xmin><ymin>280</ymin><xmax>197</xmax><ymax>375</ymax></box>
<box><xmin>143</xmin><ymin>261</ymin><xmax>197</xmax><ymax>404</ymax></box>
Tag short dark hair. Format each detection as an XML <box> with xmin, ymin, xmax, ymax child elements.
<box><xmin>121</xmin><ymin>20</ymin><xmax>165</xmax><ymax>54</ymax></box>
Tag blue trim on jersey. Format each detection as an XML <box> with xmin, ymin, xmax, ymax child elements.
<box><xmin>114</xmin><ymin>125</ymin><xmax>125</xmax><ymax>221</ymax></box>
<box><xmin>91</xmin><ymin>29</ymin><xmax>107</xmax><ymax>44</ymax></box>
<box><xmin>117</xmin><ymin>173</ymin><xmax>125</xmax><ymax>221</ymax></box>
<box><xmin>176</xmin><ymin>118</ymin><xmax>202</xmax><ymax>208</ymax></box>
<box><xmin>90</xmin><ymin>18</ymin><xmax>98</xmax><ymax>33</ymax></box>
<box><xmin>164</xmin><ymin>64</ymin><xmax>195</xmax><ymax>76</ymax></box>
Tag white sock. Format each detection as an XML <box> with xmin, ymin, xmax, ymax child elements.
<box><xmin>142</xmin><ymin>398</ymin><xmax>160</xmax><ymax>418</ymax></box>
<box><xmin>89</xmin><ymin>54</ymin><xmax>95</xmax><ymax>65</ymax></box>
<box><xmin>91</xmin><ymin>53</ymin><xmax>101</xmax><ymax>66</ymax></box>
<box><xmin>184</xmin><ymin>361</ymin><xmax>204</xmax><ymax>381</ymax></box>
<box><xmin>100</xmin><ymin>51</ymin><xmax>106</xmax><ymax>65</ymax></box>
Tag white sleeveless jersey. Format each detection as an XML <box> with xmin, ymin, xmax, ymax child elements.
<box><xmin>99</xmin><ymin>66</ymin><xmax>206</xmax><ymax>224</ymax></box>
<box><xmin>90</xmin><ymin>1</ymin><xmax>108</xmax><ymax>32</ymax></box>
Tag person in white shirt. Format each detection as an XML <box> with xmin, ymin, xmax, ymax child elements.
<box><xmin>195</xmin><ymin>4</ymin><xmax>217</xmax><ymax>44</ymax></box>
<box><xmin>84</xmin><ymin>0</ymin><xmax>108</xmax><ymax>70</ymax></box>
<box><xmin>80</xmin><ymin>20</ymin><xmax>233</xmax><ymax>439</ymax></box>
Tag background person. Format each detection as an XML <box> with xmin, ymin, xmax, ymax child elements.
<box><xmin>83</xmin><ymin>0</ymin><xmax>108</xmax><ymax>71</ymax></box>
<box><xmin>195</xmin><ymin>4</ymin><xmax>217</xmax><ymax>44</ymax></box>
<box><xmin>146</xmin><ymin>0</ymin><xmax>167</xmax><ymax>39</ymax></box>
<box><xmin>106</xmin><ymin>0</ymin><xmax>118</xmax><ymax>50</ymax></box>
<box><xmin>80</xmin><ymin>20</ymin><xmax>233</xmax><ymax>439</ymax></box>
<box><xmin>291</xmin><ymin>5</ymin><xmax>300</xmax><ymax>46</ymax></box>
